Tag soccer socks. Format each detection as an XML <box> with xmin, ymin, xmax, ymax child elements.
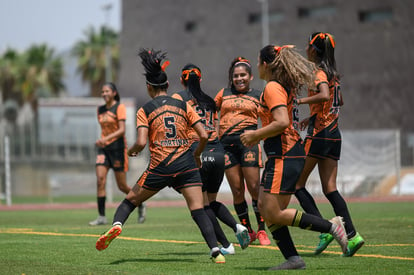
<box><xmin>191</xmin><ymin>208</ymin><xmax>218</xmax><ymax>249</ymax></box>
<box><xmin>252</xmin><ymin>200</ymin><xmax>265</xmax><ymax>231</ymax></box>
<box><xmin>326</xmin><ymin>191</ymin><xmax>356</xmax><ymax>238</ymax></box>
<box><xmin>210</xmin><ymin>200</ymin><xmax>238</xmax><ymax>232</ymax></box>
<box><xmin>293</xmin><ymin>210</ymin><xmax>332</xmax><ymax>233</ymax></box>
<box><xmin>97</xmin><ymin>196</ymin><xmax>106</xmax><ymax>216</ymax></box>
<box><xmin>113</xmin><ymin>199</ymin><xmax>137</xmax><ymax>225</ymax></box>
<box><xmin>295</xmin><ymin>188</ymin><xmax>322</xmax><ymax>218</ymax></box>
<box><xmin>269</xmin><ymin>224</ymin><xmax>299</xmax><ymax>259</ymax></box>
<box><xmin>234</xmin><ymin>201</ymin><xmax>253</xmax><ymax>232</ymax></box>
<box><xmin>204</xmin><ymin>206</ymin><xmax>231</xmax><ymax>248</ymax></box>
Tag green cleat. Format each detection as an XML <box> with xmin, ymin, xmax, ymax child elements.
<box><xmin>314</xmin><ymin>233</ymin><xmax>334</xmax><ymax>255</ymax></box>
<box><xmin>342</xmin><ymin>232</ymin><xmax>365</xmax><ymax>257</ymax></box>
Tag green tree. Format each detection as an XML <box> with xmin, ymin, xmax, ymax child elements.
<box><xmin>0</xmin><ymin>45</ymin><xmax>64</xmax><ymax>104</ymax></box>
<box><xmin>22</xmin><ymin>44</ymin><xmax>65</xmax><ymax>102</ymax></box>
<box><xmin>0</xmin><ymin>48</ymin><xmax>24</xmax><ymax>103</ymax></box>
<box><xmin>71</xmin><ymin>26</ymin><xmax>119</xmax><ymax>97</ymax></box>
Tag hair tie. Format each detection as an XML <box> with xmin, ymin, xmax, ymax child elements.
<box><xmin>274</xmin><ymin>45</ymin><xmax>294</xmax><ymax>55</ymax></box>
<box><xmin>309</xmin><ymin>32</ymin><xmax>335</xmax><ymax>48</ymax></box>
<box><xmin>161</xmin><ymin>60</ymin><xmax>170</xmax><ymax>72</ymax></box>
<box><xmin>182</xmin><ymin>68</ymin><xmax>201</xmax><ymax>80</ymax></box>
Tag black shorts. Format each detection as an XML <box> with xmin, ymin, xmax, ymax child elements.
<box><xmin>136</xmin><ymin>150</ymin><xmax>202</xmax><ymax>192</ymax></box>
<box><xmin>305</xmin><ymin>127</ymin><xmax>341</xmax><ymax>160</ymax></box>
<box><xmin>223</xmin><ymin>142</ymin><xmax>263</xmax><ymax>169</ymax></box>
<box><xmin>261</xmin><ymin>157</ymin><xmax>305</xmax><ymax>194</ymax></box>
<box><xmin>96</xmin><ymin>147</ymin><xmax>128</xmax><ymax>172</ymax></box>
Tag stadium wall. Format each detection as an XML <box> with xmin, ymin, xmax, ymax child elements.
<box><xmin>118</xmin><ymin>0</ymin><xmax>414</xmax><ymax>165</ymax></box>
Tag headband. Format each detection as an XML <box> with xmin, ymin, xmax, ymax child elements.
<box><xmin>181</xmin><ymin>68</ymin><xmax>201</xmax><ymax>80</ymax></box>
<box><xmin>234</xmin><ymin>57</ymin><xmax>251</xmax><ymax>68</ymax></box>
<box><xmin>146</xmin><ymin>80</ymin><xmax>168</xmax><ymax>86</ymax></box>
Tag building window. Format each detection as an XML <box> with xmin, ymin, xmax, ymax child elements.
<box><xmin>248</xmin><ymin>11</ymin><xmax>284</xmax><ymax>24</ymax></box>
<box><xmin>298</xmin><ymin>5</ymin><xmax>336</xmax><ymax>18</ymax></box>
<box><xmin>359</xmin><ymin>8</ymin><xmax>393</xmax><ymax>22</ymax></box>
<box><xmin>185</xmin><ymin>21</ymin><xmax>197</xmax><ymax>32</ymax></box>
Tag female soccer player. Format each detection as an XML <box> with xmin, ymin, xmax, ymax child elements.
<box><xmin>240</xmin><ymin>44</ymin><xmax>348</xmax><ymax>270</ymax></box>
<box><xmin>95</xmin><ymin>49</ymin><xmax>225</xmax><ymax>263</ymax></box>
<box><xmin>294</xmin><ymin>32</ymin><xmax>364</xmax><ymax>256</ymax></box>
<box><xmin>173</xmin><ymin>64</ymin><xmax>250</xmax><ymax>254</ymax></box>
<box><xmin>214</xmin><ymin>57</ymin><xmax>270</xmax><ymax>245</ymax></box>
<box><xmin>90</xmin><ymin>82</ymin><xmax>146</xmax><ymax>226</ymax></box>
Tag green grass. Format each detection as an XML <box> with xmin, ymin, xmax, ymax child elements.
<box><xmin>0</xmin><ymin>201</ymin><xmax>413</xmax><ymax>274</ymax></box>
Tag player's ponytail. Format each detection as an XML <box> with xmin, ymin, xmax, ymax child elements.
<box><xmin>181</xmin><ymin>63</ymin><xmax>216</xmax><ymax>112</ymax></box>
<box><xmin>309</xmin><ymin>32</ymin><xmax>339</xmax><ymax>81</ymax></box>
<box><xmin>259</xmin><ymin>44</ymin><xmax>316</xmax><ymax>95</ymax></box>
<box><xmin>138</xmin><ymin>48</ymin><xmax>169</xmax><ymax>90</ymax></box>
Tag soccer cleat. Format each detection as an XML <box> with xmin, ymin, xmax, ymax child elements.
<box><xmin>138</xmin><ymin>203</ymin><xmax>146</xmax><ymax>224</ymax></box>
<box><xmin>96</xmin><ymin>224</ymin><xmax>122</xmax><ymax>251</ymax></box>
<box><xmin>249</xmin><ymin>230</ymin><xmax>257</xmax><ymax>244</ymax></box>
<box><xmin>235</xmin><ymin>224</ymin><xmax>250</xmax><ymax>249</ymax></box>
<box><xmin>89</xmin><ymin>216</ymin><xmax>107</xmax><ymax>226</ymax></box>
<box><xmin>329</xmin><ymin>216</ymin><xmax>348</xmax><ymax>254</ymax></box>
<box><xmin>220</xmin><ymin>243</ymin><xmax>235</xmax><ymax>255</ymax></box>
<box><xmin>210</xmin><ymin>247</ymin><xmax>226</xmax><ymax>263</ymax></box>
<box><xmin>268</xmin><ymin>256</ymin><xmax>306</xmax><ymax>270</ymax></box>
<box><xmin>342</xmin><ymin>232</ymin><xmax>365</xmax><ymax>257</ymax></box>
<box><xmin>314</xmin><ymin>233</ymin><xmax>334</xmax><ymax>255</ymax></box>
<box><xmin>256</xmin><ymin>230</ymin><xmax>271</xmax><ymax>245</ymax></box>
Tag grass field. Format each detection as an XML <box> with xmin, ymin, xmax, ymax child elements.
<box><xmin>0</xmin><ymin>199</ymin><xmax>413</xmax><ymax>274</ymax></box>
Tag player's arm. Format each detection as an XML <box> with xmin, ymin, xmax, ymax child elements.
<box><xmin>128</xmin><ymin>126</ymin><xmax>148</xmax><ymax>157</ymax></box>
<box><xmin>297</xmin><ymin>82</ymin><xmax>330</xmax><ymax>105</ymax></box>
<box><xmin>192</xmin><ymin>121</ymin><xmax>208</xmax><ymax>167</ymax></box>
<box><xmin>241</xmin><ymin>106</ymin><xmax>289</xmax><ymax>147</ymax></box>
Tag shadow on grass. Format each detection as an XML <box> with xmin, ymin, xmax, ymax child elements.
<box><xmin>111</xmin><ymin>257</ymin><xmax>195</xmax><ymax>265</ymax></box>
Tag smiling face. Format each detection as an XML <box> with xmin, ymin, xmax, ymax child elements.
<box><xmin>232</xmin><ymin>65</ymin><xmax>253</xmax><ymax>93</ymax></box>
<box><xmin>101</xmin><ymin>84</ymin><xmax>117</xmax><ymax>104</ymax></box>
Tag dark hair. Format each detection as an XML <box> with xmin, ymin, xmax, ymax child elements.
<box><xmin>259</xmin><ymin>44</ymin><xmax>316</xmax><ymax>95</ymax></box>
<box><xmin>103</xmin><ymin>82</ymin><xmax>120</xmax><ymax>101</ymax></box>
<box><xmin>181</xmin><ymin>63</ymin><xmax>216</xmax><ymax>112</ymax></box>
<box><xmin>227</xmin><ymin>57</ymin><xmax>252</xmax><ymax>89</ymax></box>
<box><xmin>138</xmin><ymin>48</ymin><xmax>169</xmax><ymax>90</ymax></box>
<box><xmin>308</xmin><ymin>32</ymin><xmax>339</xmax><ymax>81</ymax></box>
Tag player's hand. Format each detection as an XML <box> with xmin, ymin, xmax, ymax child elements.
<box><xmin>128</xmin><ymin>146</ymin><xmax>139</xmax><ymax>157</ymax></box>
<box><xmin>194</xmin><ymin>154</ymin><xmax>202</xmax><ymax>168</ymax></box>
<box><xmin>240</xmin><ymin>130</ymin><xmax>259</xmax><ymax>147</ymax></box>
<box><xmin>299</xmin><ymin>118</ymin><xmax>310</xmax><ymax>131</ymax></box>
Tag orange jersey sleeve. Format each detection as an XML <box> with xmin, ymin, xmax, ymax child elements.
<box><xmin>260</xmin><ymin>81</ymin><xmax>302</xmax><ymax>157</ymax></box>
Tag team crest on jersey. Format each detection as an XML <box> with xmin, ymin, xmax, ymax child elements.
<box><xmin>244</xmin><ymin>151</ymin><xmax>256</xmax><ymax>162</ymax></box>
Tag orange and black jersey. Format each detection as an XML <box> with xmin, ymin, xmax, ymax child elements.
<box><xmin>172</xmin><ymin>90</ymin><xmax>218</xmax><ymax>143</ymax></box>
<box><xmin>136</xmin><ymin>95</ymin><xmax>202</xmax><ymax>171</ymax></box>
<box><xmin>260</xmin><ymin>81</ymin><xmax>304</xmax><ymax>158</ymax></box>
<box><xmin>215</xmin><ymin>88</ymin><xmax>263</xmax><ymax>143</ymax></box>
<box><xmin>97</xmin><ymin>102</ymin><xmax>127</xmax><ymax>150</ymax></box>
<box><xmin>308</xmin><ymin>70</ymin><xmax>341</xmax><ymax>135</ymax></box>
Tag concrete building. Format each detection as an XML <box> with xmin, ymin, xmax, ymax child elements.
<box><xmin>118</xmin><ymin>0</ymin><xmax>414</xmax><ymax>164</ymax></box>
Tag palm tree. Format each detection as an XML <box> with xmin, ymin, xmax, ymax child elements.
<box><xmin>0</xmin><ymin>48</ymin><xmax>23</xmax><ymax>104</ymax></box>
<box><xmin>71</xmin><ymin>26</ymin><xmax>119</xmax><ymax>97</ymax></box>
<box><xmin>21</xmin><ymin>44</ymin><xmax>65</xmax><ymax>103</ymax></box>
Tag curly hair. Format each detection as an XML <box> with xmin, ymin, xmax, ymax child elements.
<box><xmin>259</xmin><ymin>45</ymin><xmax>316</xmax><ymax>95</ymax></box>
